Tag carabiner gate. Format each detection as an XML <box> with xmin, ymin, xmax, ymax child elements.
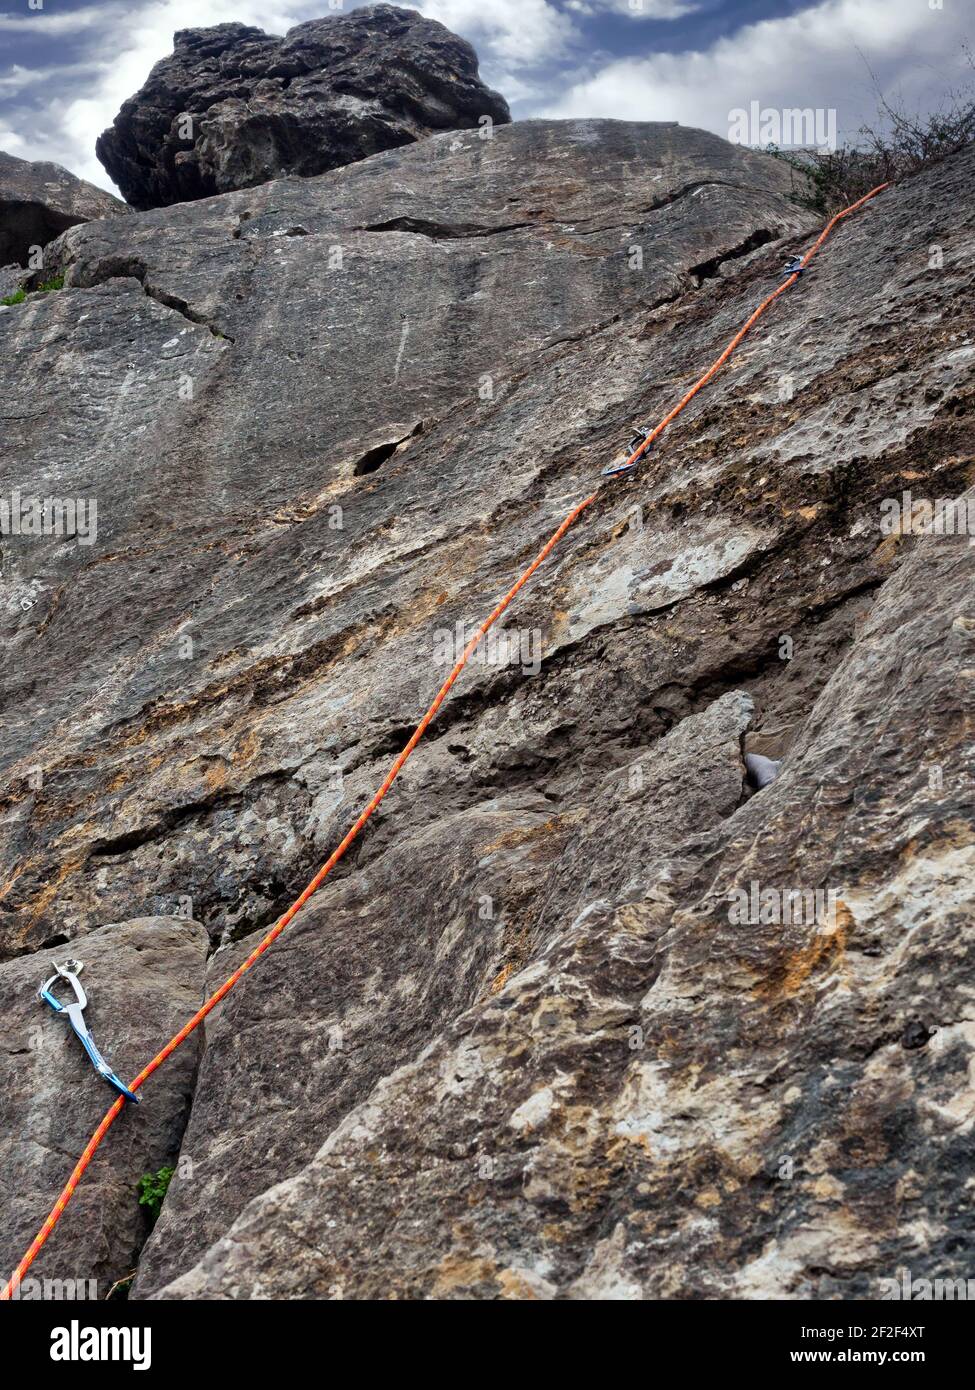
<box><xmin>38</xmin><ymin>960</ymin><xmax>140</xmax><ymax>1104</ymax></box>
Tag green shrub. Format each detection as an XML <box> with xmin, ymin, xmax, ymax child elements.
<box><xmin>1</xmin><ymin>276</ymin><xmax>64</xmax><ymax>306</ymax></box>
<box><xmin>137</xmin><ymin>1166</ymin><xmax>175</xmax><ymax>1224</ymax></box>
<box><xmin>767</xmin><ymin>47</ymin><xmax>975</xmax><ymax>214</ymax></box>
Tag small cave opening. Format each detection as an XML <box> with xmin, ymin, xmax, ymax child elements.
<box><xmin>352</xmin><ymin>423</ymin><xmax>423</xmax><ymax>477</ymax></box>
<box><xmin>353</xmin><ymin>439</ymin><xmax>402</xmax><ymax>476</ymax></box>
<box><xmin>0</xmin><ymin>202</ymin><xmax>80</xmax><ymax>269</ymax></box>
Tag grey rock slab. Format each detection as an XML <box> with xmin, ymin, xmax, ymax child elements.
<box><xmin>0</xmin><ymin>125</ymin><xmax>972</xmax><ymax>1299</ymax></box>
<box><xmin>0</xmin><ymin>118</ymin><xmax>814</xmax><ymax>956</ymax></box>
<box><xmin>139</xmin><ymin>685</ymin><xmax>757</xmax><ymax>1297</ymax></box>
<box><xmin>132</xmin><ymin>795</ymin><xmax>588</xmax><ymax>1295</ymax></box>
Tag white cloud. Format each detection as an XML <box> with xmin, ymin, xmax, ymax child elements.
<box><xmin>414</xmin><ymin>0</ymin><xmax>580</xmax><ymax>66</ymax></box>
<box><xmin>0</xmin><ymin>62</ymin><xmax>107</xmax><ymax>96</ymax></box>
<box><xmin>572</xmin><ymin>0</ymin><xmax>700</xmax><ymax>18</ymax></box>
<box><xmin>482</xmin><ymin>70</ymin><xmax>539</xmax><ymax>105</ymax></box>
<box><xmin>0</xmin><ymin>6</ymin><xmax>120</xmax><ymax>34</ymax></box>
<box><xmin>541</xmin><ymin>0</ymin><xmax>972</xmax><ymax>144</ymax></box>
<box><xmin>2</xmin><ymin>0</ymin><xmax>328</xmax><ymax>190</ymax></box>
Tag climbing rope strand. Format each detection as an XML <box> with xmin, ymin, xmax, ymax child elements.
<box><xmin>131</xmin><ymin>488</ymin><xmax>599</xmax><ymax>1093</ymax></box>
<box><xmin>1</xmin><ymin>182</ymin><xmax>888</xmax><ymax>1302</ymax></box>
<box><xmin>618</xmin><ymin>182</ymin><xmax>890</xmax><ymax>473</ymax></box>
<box><xmin>1</xmin><ymin>492</ymin><xmax>597</xmax><ymax>1299</ymax></box>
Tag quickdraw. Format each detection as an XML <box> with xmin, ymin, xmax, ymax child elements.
<box><xmin>602</xmin><ymin>426</ymin><xmax>654</xmax><ymax>478</ymax></box>
<box><xmin>38</xmin><ymin>960</ymin><xmax>140</xmax><ymax>1105</ymax></box>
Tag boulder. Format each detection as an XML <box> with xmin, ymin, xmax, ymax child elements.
<box><xmin>0</xmin><ymin>149</ymin><xmax>127</xmax><ymax>268</ymax></box>
<box><xmin>95</xmin><ymin>5</ymin><xmax>511</xmax><ymax>209</ymax></box>
<box><xmin>0</xmin><ymin>918</ymin><xmax>208</xmax><ymax>1297</ymax></box>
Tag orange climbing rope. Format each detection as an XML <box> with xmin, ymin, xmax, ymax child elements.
<box><xmin>1</xmin><ymin>181</ymin><xmax>887</xmax><ymax>1301</ymax></box>
<box><xmin>615</xmin><ymin>182</ymin><xmax>890</xmax><ymax>476</ymax></box>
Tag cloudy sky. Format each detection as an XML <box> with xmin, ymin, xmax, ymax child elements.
<box><xmin>0</xmin><ymin>0</ymin><xmax>970</xmax><ymax>196</ymax></box>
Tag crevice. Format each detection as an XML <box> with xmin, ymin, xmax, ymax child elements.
<box><xmin>59</xmin><ymin>255</ymin><xmax>234</xmax><ymax>342</ymax></box>
<box><xmin>735</xmin><ymin>732</ymin><xmax>752</xmax><ymax>810</ymax></box>
<box><xmin>354</xmin><ymin>439</ymin><xmax>402</xmax><ymax>476</ymax></box>
<box><xmin>369</xmin><ymin>723</ymin><xmax>428</xmax><ymax>760</ymax></box>
<box><xmin>688</xmin><ymin>228</ymin><xmax>777</xmax><ymax>285</ymax></box>
<box><xmin>534</xmin><ymin>311</ymin><xmax>625</xmax><ymax>358</ymax></box>
<box><xmin>89</xmin><ymin>165</ymin><xmax>774</xmax><ymax>255</ymax></box>
<box><xmin>87</xmin><ymin>769</ymin><xmax>294</xmax><ymax>860</ymax></box>
<box><xmin>352</xmin><ymin>421</ymin><xmax>423</xmax><ymax>476</ymax></box>
<box><xmin>87</xmin><ymin>795</ymin><xmax>236</xmax><ymax>859</ymax></box>
<box><xmin>638</xmin><ymin>179</ymin><xmax>756</xmax><ymax>215</ymax></box>
<box><xmin>146</xmin><ymin>281</ymin><xmax>234</xmax><ymax>342</ymax></box>
<box><xmin>355</xmin><ymin>216</ymin><xmax>532</xmax><ymax>241</ymax></box>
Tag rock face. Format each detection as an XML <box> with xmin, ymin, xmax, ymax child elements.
<box><xmin>0</xmin><ymin>118</ymin><xmax>973</xmax><ymax>1299</ymax></box>
<box><xmin>0</xmin><ymin>149</ymin><xmax>127</xmax><ymax>268</ymax></box>
<box><xmin>0</xmin><ymin>120</ymin><xmax>813</xmax><ymax>959</ymax></box>
<box><xmin>0</xmin><ymin>919</ymin><xmax>208</xmax><ymax>1296</ymax></box>
<box><xmin>95</xmin><ymin>6</ymin><xmax>511</xmax><ymax>210</ymax></box>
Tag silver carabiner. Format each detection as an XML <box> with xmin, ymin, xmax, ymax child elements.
<box><xmin>38</xmin><ymin>960</ymin><xmax>140</xmax><ymax>1104</ymax></box>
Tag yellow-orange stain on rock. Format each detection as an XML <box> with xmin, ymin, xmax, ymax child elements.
<box><xmin>387</xmin><ymin>585</ymin><xmax>449</xmax><ymax>639</ymax></box>
<box><xmin>542</xmin><ymin>1222</ymin><xmax>567</xmax><ymax>1244</ymax></box>
<box><xmin>105</xmin><ymin>751</ymin><xmax>167</xmax><ymax>795</ymax></box>
<box><xmin>232</xmin><ymin>726</ymin><xmax>263</xmax><ymax>770</ymax></box>
<box><xmin>547</xmin><ymin>606</ymin><xmax>572</xmax><ymax>644</ymax></box>
<box><xmin>872</xmin><ymin>533</ymin><xmax>903</xmax><ymax>566</ymax></box>
<box><xmin>757</xmin><ymin>900</ymin><xmax>856</xmax><ymax>1001</ymax></box>
<box><xmin>0</xmin><ymin>856</ymin><xmax>35</xmax><ymax>905</ymax></box>
<box><xmin>203</xmin><ymin>760</ymin><xmax>230</xmax><ymax>792</ymax></box>
<box><xmin>431</xmin><ymin>1253</ymin><xmax>499</xmax><ymax>1296</ymax></box>
<box><xmin>498</xmin><ymin>1269</ymin><xmax>547</xmax><ymax>1299</ymax></box>
<box><xmin>489</xmin><ymin>962</ymin><xmax>514</xmax><ymax>994</ymax></box>
<box><xmin>695</xmin><ymin>1188</ymin><xmax>722</xmax><ymax>1209</ymax></box>
<box><xmin>17</xmin><ymin>856</ymin><xmax>83</xmax><ymax>943</ymax></box>
<box><xmin>482</xmin><ymin>808</ymin><xmax>587</xmax><ymax>856</ymax></box>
